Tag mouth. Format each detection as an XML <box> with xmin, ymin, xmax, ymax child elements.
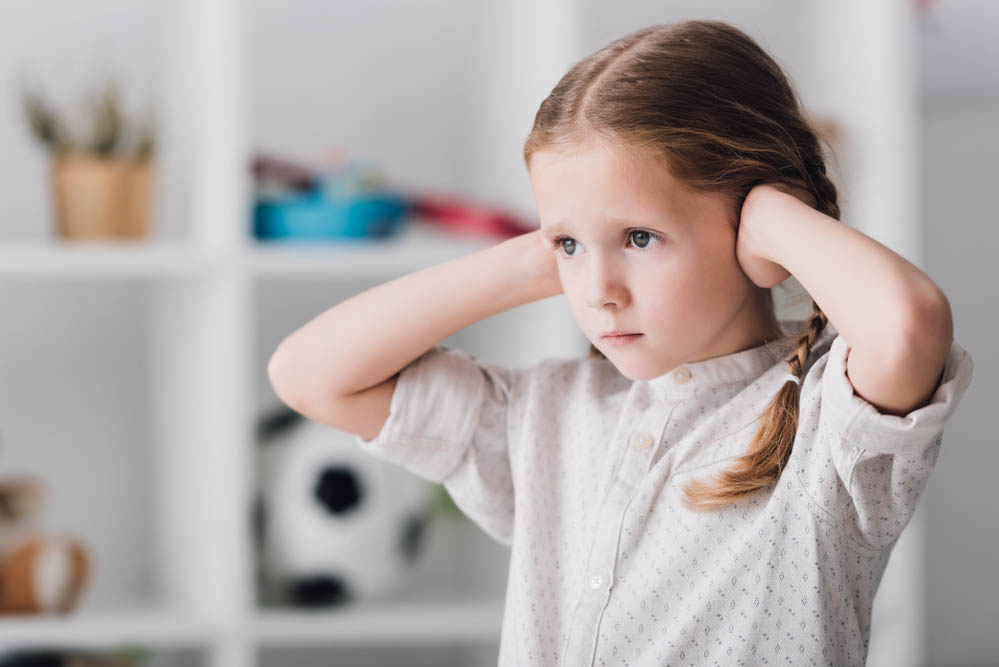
<box><xmin>602</xmin><ymin>333</ymin><xmax>643</xmax><ymax>346</ymax></box>
<box><xmin>602</xmin><ymin>330</ymin><xmax>640</xmax><ymax>338</ymax></box>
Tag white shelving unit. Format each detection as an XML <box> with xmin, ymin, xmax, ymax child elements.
<box><xmin>0</xmin><ymin>0</ymin><xmax>580</xmax><ymax>662</ymax></box>
<box><xmin>0</xmin><ymin>221</ymin><xmax>521</xmax><ymax>667</ymax></box>
<box><xmin>0</xmin><ymin>1</ymin><xmax>925</xmax><ymax>666</ymax></box>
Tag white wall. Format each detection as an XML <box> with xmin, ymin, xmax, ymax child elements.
<box><xmin>921</xmin><ymin>98</ymin><xmax>998</xmax><ymax>667</ymax></box>
<box><xmin>917</xmin><ymin>2</ymin><xmax>999</xmax><ymax>663</ymax></box>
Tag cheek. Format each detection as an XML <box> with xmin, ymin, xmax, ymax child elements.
<box><xmin>645</xmin><ymin>260</ymin><xmax>731</xmax><ymax>321</ymax></box>
<box><xmin>645</xmin><ymin>279</ymin><xmax>698</xmax><ymax>327</ymax></box>
<box><xmin>555</xmin><ymin>269</ymin><xmax>589</xmax><ymax>316</ymax></box>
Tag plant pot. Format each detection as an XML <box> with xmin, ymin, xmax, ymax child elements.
<box><xmin>50</xmin><ymin>155</ymin><xmax>153</xmax><ymax>240</ymax></box>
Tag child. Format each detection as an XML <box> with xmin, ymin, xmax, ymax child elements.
<box><xmin>269</xmin><ymin>19</ymin><xmax>974</xmax><ymax>667</ymax></box>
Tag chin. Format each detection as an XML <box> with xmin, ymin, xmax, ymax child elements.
<box><xmin>603</xmin><ymin>356</ymin><xmax>656</xmax><ymax>382</ymax></box>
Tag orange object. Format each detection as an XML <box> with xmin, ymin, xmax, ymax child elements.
<box><xmin>50</xmin><ymin>154</ymin><xmax>153</xmax><ymax>239</ymax></box>
<box><xmin>0</xmin><ymin>534</ymin><xmax>91</xmax><ymax>614</ymax></box>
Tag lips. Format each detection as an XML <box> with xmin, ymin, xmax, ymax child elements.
<box><xmin>602</xmin><ymin>333</ymin><xmax>642</xmax><ymax>347</ymax></box>
<box><xmin>602</xmin><ymin>330</ymin><xmax>639</xmax><ymax>338</ymax></box>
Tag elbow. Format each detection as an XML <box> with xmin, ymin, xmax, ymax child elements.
<box><xmin>268</xmin><ymin>347</ymin><xmax>350</xmax><ymax>429</ymax></box>
<box><xmin>900</xmin><ymin>285</ymin><xmax>953</xmax><ymax>371</ymax></box>
<box><xmin>267</xmin><ymin>345</ymin><xmax>303</xmax><ymax>411</ymax></box>
<box><xmin>904</xmin><ymin>284</ymin><xmax>953</xmax><ymax>346</ymax></box>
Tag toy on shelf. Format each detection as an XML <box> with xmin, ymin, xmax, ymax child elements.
<box><xmin>21</xmin><ymin>78</ymin><xmax>155</xmax><ymax>240</ymax></box>
<box><xmin>408</xmin><ymin>194</ymin><xmax>537</xmax><ymax>239</ymax></box>
<box><xmin>252</xmin><ymin>153</ymin><xmax>409</xmax><ymax>242</ymax></box>
<box><xmin>0</xmin><ymin>474</ymin><xmax>91</xmax><ymax>615</ymax></box>
<box><xmin>253</xmin><ymin>407</ymin><xmax>436</xmax><ymax>608</ymax></box>
<box><xmin>250</xmin><ymin>151</ymin><xmax>537</xmax><ymax>243</ymax></box>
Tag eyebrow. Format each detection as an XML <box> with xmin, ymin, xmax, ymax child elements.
<box><xmin>542</xmin><ymin>216</ymin><xmax>667</xmax><ymax>237</ymax></box>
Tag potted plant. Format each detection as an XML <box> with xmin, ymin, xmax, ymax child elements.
<box><xmin>22</xmin><ymin>80</ymin><xmax>155</xmax><ymax>240</ymax></box>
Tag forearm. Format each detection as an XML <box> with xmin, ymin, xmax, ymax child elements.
<box><xmin>268</xmin><ymin>232</ymin><xmax>554</xmax><ymax>405</ymax></box>
<box><xmin>745</xmin><ymin>190</ymin><xmax>946</xmax><ymax>354</ymax></box>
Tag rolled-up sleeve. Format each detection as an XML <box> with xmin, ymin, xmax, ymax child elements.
<box><xmin>354</xmin><ymin>345</ymin><xmax>523</xmax><ymax>545</ymax></box>
<box><xmin>816</xmin><ymin>334</ymin><xmax>974</xmax><ymax>550</ymax></box>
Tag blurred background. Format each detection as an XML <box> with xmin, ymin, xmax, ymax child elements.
<box><xmin>0</xmin><ymin>0</ymin><xmax>994</xmax><ymax>666</ymax></box>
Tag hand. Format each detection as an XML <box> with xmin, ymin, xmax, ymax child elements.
<box><xmin>736</xmin><ymin>182</ymin><xmax>817</xmax><ymax>288</ymax></box>
<box><xmin>517</xmin><ymin>229</ymin><xmax>563</xmax><ymax>299</ymax></box>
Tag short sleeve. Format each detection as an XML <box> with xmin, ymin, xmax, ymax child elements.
<box><xmin>815</xmin><ymin>334</ymin><xmax>974</xmax><ymax>550</ymax></box>
<box><xmin>353</xmin><ymin>344</ymin><xmax>523</xmax><ymax>545</ymax></box>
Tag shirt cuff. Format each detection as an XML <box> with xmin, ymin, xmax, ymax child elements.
<box><xmin>353</xmin><ymin>345</ymin><xmax>487</xmax><ymax>483</ymax></box>
<box><xmin>820</xmin><ymin>334</ymin><xmax>974</xmax><ymax>456</ymax></box>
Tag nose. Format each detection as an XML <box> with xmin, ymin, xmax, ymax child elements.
<box><xmin>583</xmin><ymin>253</ymin><xmax>628</xmax><ymax>309</ymax></box>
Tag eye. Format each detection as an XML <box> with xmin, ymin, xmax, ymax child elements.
<box><xmin>629</xmin><ymin>230</ymin><xmax>659</xmax><ymax>249</ymax></box>
<box><xmin>551</xmin><ymin>236</ymin><xmax>579</xmax><ymax>256</ymax></box>
<box><xmin>551</xmin><ymin>229</ymin><xmax>663</xmax><ymax>258</ymax></box>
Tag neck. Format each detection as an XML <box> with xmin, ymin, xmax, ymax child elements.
<box><xmin>687</xmin><ymin>288</ymin><xmax>783</xmax><ymax>363</ymax></box>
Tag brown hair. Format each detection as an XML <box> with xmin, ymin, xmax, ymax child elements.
<box><xmin>523</xmin><ymin>20</ymin><xmax>839</xmax><ymax>511</ymax></box>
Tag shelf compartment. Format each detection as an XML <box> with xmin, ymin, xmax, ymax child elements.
<box><xmin>0</xmin><ymin>605</ymin><xmax>217</xmax><ymax>650</ymax></box>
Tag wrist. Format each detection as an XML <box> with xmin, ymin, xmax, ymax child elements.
<box><xmin>740</xmin><ymin>184</ymin><xmax>816</xmax><ymax>262</ymax></box>
<box><xmin>497</xmin><ymin>231</ymin><xmax>563</xmax><ymax>303</ymax></box>
<box><xmin>739</xmin><ymin>188</ymin><xmax>780</xmax><ymax>263</ymax></box>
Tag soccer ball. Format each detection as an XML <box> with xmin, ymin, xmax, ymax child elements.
<box><xmin>254</xmin><ymin>407</ymin><xmax>435</xmax><ymax>607</ymax></box>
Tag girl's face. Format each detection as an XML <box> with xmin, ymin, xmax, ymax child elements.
<box><xmin>529</xmin><ymin>138</ymin><xmax>779</xmax><ymax>381</ymax></box>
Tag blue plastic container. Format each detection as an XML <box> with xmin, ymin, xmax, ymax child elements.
<box><xmin>253</xmin><ymin>188</ymin><xmax>409</xmax><ymax>242</ymax></box>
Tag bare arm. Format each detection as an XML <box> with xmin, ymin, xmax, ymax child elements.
<box><xmin>738</xmin><ymin>184</ymin><xmax>952</xmax><ymax>417</ymax></box>
<box><xmin>267</xmin><ymin>230</ymin><xmax>561</xmax><ymax>426</ymax></box>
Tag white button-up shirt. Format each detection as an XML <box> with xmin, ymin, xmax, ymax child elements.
<box><xmin>355</xmin><ymin>319</ymin><xmax>974</xmax><ymax>666</ymax></box>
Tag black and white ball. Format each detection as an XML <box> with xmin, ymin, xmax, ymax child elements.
<box><xmin>254</xmin><ymin>408</ymin><xmax>435</xmax><ymax>607</ymax></box>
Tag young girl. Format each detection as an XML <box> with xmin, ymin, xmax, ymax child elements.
<box><xmin>269</xmin><ymin>19</ymin><xmax>974</xmax><ymax>666</ymax></box>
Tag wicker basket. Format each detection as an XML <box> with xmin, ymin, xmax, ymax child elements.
<box><xmin>50</xmin><ymin>155</ymin><xmax>153</xmax><ymax>239</ymax></box>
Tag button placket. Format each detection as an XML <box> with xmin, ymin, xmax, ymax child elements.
<box><xmin>619</xmin><ymin>428</ymin><xmax>658</xmax><ymax>487</ymax></box>
<box><xmin>562</xmin><ymin>403</ymin><xmax>672</xmax><ymax>665</ymax></box>
<box><xmin>564</xmin><ymin>476</ymin><xmax>625</xmax><ymax>664</ymax></box>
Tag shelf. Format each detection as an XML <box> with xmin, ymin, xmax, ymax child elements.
<box><xmin>252</xmin><ymin>598</ymin><xmax>502</xmax><ymax>646</ymax></box>
<box><xmin>0</xmin><ymin>222</ymin><xmax>507</xmax><ymax>282</ymax></box>
<box><xmin>0</xmin><ymin>600</ymin><xmax>502</xmax><ymax>650</ymax></box>
<box><xmin>248</xmin><ymin>220</ymin><xmax>502</xmax><ymax>279</ymax></box>
<box><xmin>0</xmin><ymin>241</ymin><xmax>220</xmax><ymax>280</ymax></box>
<box><xmin>0</xmin><ymin>605</ymin><xmax>218</xmax><ymax>650</ymax></box>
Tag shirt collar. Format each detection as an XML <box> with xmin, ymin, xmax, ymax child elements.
<box><xmin>644</xmin><ymin>319</ymin><xmax>805</xmax><ymax>400</ymax></box>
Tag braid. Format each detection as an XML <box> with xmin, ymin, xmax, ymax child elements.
<box><xmin>679</xmin><ymin>306</ymin><xmax>827</xmax><ymax>511</ymax></box>
<box><xmin>681</xmin><ymin>156</ymin><xmax>838</xmax><ymax>510</ymax></box>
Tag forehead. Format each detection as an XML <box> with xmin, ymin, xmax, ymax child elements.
<box><xmin>530</xmin><ymin>141</ymin><xmax>695</xmax><ymax>235</ymax></box>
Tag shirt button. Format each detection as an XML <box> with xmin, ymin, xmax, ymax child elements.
<box><xmin>672</xmin><ymin>367</ymin><xmax>692</xmax><ymax>383</ymax></box>
<box><xmin>632</xmin><ymin>432</ymin><xmax>653</xmax><ymax>450</ymax></box>
<box><xmin>588</xmin><ymin>572</ymin><xmax>605</xmax><ymax>590</ymax></box>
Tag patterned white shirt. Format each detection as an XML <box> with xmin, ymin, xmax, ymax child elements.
<box><xmin>355</xmin><ymin>319</ymin><xmax>974</xmax><ymax>666</ymax></box>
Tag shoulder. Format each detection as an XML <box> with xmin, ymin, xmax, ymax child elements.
<box><xmin>424</xmin><ymin>346</ymin><xmax>629</xmax><ymax>407</ymax></box>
